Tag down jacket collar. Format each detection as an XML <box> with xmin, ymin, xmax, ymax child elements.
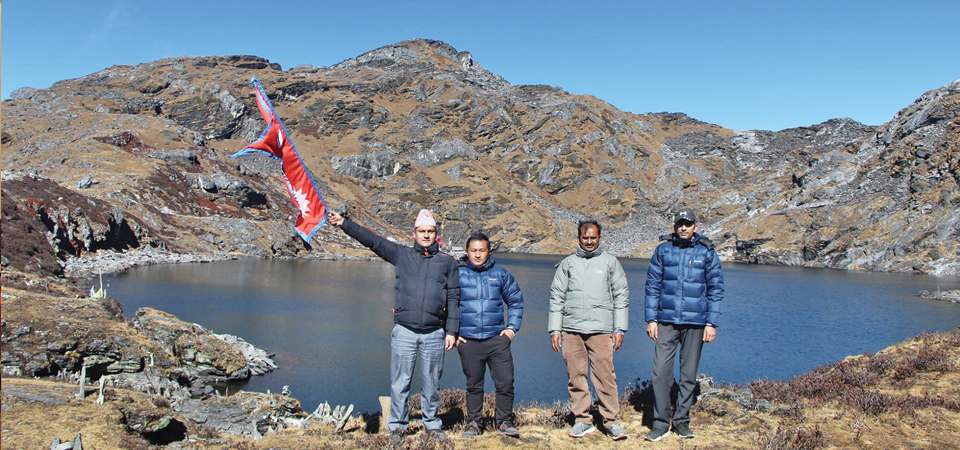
<box><xmin>460</xmin><ymin>255</ymin><xmax>495</xmax><ymax>271</ymax></box>
<box><xmin>576</xmin><ymin>244</ymin><xmax>604</xmax><ymax>259</ymax></box>
<box><xmin>659</xmin><ymin>233</ymin><xmax>715</xmax><ymax>250</ymax></box>
<box><xmin>414</xmin><ymin>240</ymin><xmax>441</xmax><ymax>256</ymax></box>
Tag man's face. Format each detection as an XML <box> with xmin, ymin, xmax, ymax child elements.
<box><xmin>466</xmin><ymin>239</ymin><xmax>490</xmax><ymax>266</ymax></box>
<box><xmin>674</xmin><ymin>220</ymin><xmax>697</xmax><ymax>240</ymax></box>
<box><xmin>413</xmin><ymin>226</ymin><xmax>437</xmax><ymax>248</ymax></box>
<box><xmin>578</xmin><ymin>224</ymin><xmax>601</xmax><ymax>252</ymax></box>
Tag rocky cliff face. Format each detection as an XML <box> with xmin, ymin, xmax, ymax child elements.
<box><xmin>2</xmin><ymin>39</ymin><xmax>958</xmax><ymax>275</ymax></box>
<box><xmin>1</xmin><ymin>283</ymin><xmax>274</xmax><ymax>398</ymax></box>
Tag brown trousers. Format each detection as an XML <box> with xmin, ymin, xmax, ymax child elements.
<box><xmin>561</xmin><ymin>331</ymin><xmax>620</xmax><ymax>425</ymax></box>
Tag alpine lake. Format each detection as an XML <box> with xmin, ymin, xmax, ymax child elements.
<box><xmin>102</xmin><ymin>253</ymin><xmax>960</xmax><ymax>414</ymax></box>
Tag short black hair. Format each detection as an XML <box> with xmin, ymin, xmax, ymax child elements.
<box><xmin>464</xmin><ymin>231</ymin><xmax>490</xmax><ymax>250</ymax></box>
<box><xmin>577</xmin><ymin>219</ymin><xmax>602</xmax><ymax>236</ymax></box>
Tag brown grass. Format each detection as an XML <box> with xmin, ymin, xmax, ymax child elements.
<box><xmin>4</xmin><ymin>327</ymin><xmax>960</xmax><ymax>450</ymax></box>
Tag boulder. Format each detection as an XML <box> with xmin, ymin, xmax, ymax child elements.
<box><xmin>174</xmin><ymin>391</ymin><xmax>304</xmax><ymax>439</ymax></box>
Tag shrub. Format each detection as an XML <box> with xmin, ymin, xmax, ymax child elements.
<box><xmin>756</xmin><ymin>424</ymin><xmax>825</xmax><ymax>450</ymax></box>
<box><xmin>514</xmin><ymin>399</ymin><xmax>568</xmax><ymax>429</ymax></box>
<box><xmin>844</xmin><ymin>389</ymin><xmax>898</xmax><ymax>416</ymax></box>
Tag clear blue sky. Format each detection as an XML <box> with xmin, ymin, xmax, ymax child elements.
<box><xmin>4</xmin><ymin>0</ymin><xmax>959</xmax><ymax>131</ymax></box>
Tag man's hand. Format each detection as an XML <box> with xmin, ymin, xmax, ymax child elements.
<box><xmin>703</xmin><ymin>325</ymin><xmax>717</xmax><ymax>343</ymax></box>
<box><xmin>646</xmin><ymin>322</ymin><xmax>659</xmax><ymax>341</ymax></box>
<box><xmin>444</xmin><ymin>335</ymin><xmax>457</xmax><ymax>350</ymax></box>
<box><xmin>457</xmin><ymin>336</ymin><xmax>467</xmax><ymax>346</ymax></box>
<box><xmin>327</xmin><ymin>211</ymin><xmax>344</xmax><ymax>227</ymax></box>
<box><xmin>612</xmin><ymin>333</ymin><xmax>624</xmax><ymax>351</ymax></box>
<box><xmin>550</xmin><ymin>334</ymin><xmax>562</xmax><ymax>353</ymax></box>
<box><xmin>500</xmin><ymin>329</ymin><xmax>516</xmax><ymax>341</ymax></box>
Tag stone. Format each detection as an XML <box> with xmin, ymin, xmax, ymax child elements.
<box><xmin>174</xmin><ymin>391</ymin><xmax>304</xmax><ymax>439</ymax></box>
<box><xmin>76</xmin><ymin>175</ymin><xmax>97</xmax><ymax>189</ymax></box>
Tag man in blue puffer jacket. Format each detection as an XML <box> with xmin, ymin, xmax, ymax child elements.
<box><xmin>456</xmin><ymin>232</ymin><xmax>524</xmax><ymax>438</ymax></box>
<box><xmin>643</xmin><ymin>208</ymin><xmax>724</xmax><ymax>442</ymax></box>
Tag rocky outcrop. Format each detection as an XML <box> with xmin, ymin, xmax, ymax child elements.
<box><xmin>214</xmin><ymin>333</ymin><xmax>278</xmax><ymax>376</ymax></box>
<box><xmin>2</xmin><ymin>39</ymin><xmax>958</xmax><ymax>275</ymax></box>
<box><xmin>0</xmin><ymin>187</ymin><xmax>63</xmax><ymax>276</ymax></box>
<box><xmin>919</xmin><ymin>289</ymin><xmax>960</xmax><ymax>303</ymax></box>
<box><xmin>0</xmin><ymin>173</ymin><xmax>147</xmax><ymax>266</ymax></box>
<box><xmin>1</xmin><ymin>276</ymin><xmax>308</xmax><ymax>445</ymax></box>
<box><xmin>175</xmin><ymin>391</ymin><xmax>304</xmax><ymax>439</ymax></box>
<box><xmin>1</xmin><ymin>289</ymin><xmax>275</xmax><ymax>400</ymax></box>
<box><xmin>133</xmin><ymin>307</ymin><xmax>277</xmax><ymax>396</ymax></box>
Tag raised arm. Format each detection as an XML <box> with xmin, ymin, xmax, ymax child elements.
<box><xmin>328</xmin><ymin>211</ymin><xmax>401</xmax><ymax>264</ymax></box>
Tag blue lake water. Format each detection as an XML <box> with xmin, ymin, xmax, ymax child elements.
<box><xmin>102</xmin><ymin>253</ymin><xmax>960</xmax><ymax>414</ymax></box>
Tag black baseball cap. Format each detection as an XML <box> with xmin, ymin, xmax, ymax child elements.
<box><xmin>674</xmin><ymin>208</ymin><xmax>698</xmax><ymax>224</ymax></box>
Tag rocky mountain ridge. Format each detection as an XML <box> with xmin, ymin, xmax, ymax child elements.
<box><xmin>2</xmin><ymin>39</ymin><xmax>958</xmax><ymax>276</ymax></box>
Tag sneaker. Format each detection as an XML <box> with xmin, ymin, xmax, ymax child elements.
<box><xmin>462</xmin><ymin>421</ymin><xmax>481</xmax><ymax>438</ymax></box>
<box><xmin>389</xmin><ymin>429</ymin><xmax>405</xmax><ymax>443</ymax></box>
<box><xmin>568</xmin><ymin>422</ymin><xmax>596</xmax><ymax>438</ymax></box>
<box><xmin>425</xmin><ymin>429</ymin><xmax>449</xmax><ymax>440</ymax></box>
<box><xmin>672</xmin><ymin>423</ymin><xmax>695</xmax><ymax>439</ymax></box>
<box><xmin>606</xmin><ymin>424</ymin><xmax>628</xmax><ymax>441</ymax></box>
<box><xmin>497</xmin><ymin>421</ymin><xmax>520</xmax><ymax>437</ymax></box>
<box><xmin>644</xmin><ymin>427</ymin><xmax>669</xmax><ymax>441</ymax></box>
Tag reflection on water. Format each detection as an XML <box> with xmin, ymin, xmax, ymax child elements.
<box><xmin>103</xmin><ymin>254</ymin><xmax>960</xmax><ymax>414</ymax></box>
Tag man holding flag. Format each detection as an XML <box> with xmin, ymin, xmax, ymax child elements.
<box><xmin>327</xmin><ymin>208</ymin><xmax>459</xmax><ymax>442</ymax></box>
<box><xmin>235</xmin><ymin>77</ymin><xmax>458</xmax><ymax>441</ymax></box>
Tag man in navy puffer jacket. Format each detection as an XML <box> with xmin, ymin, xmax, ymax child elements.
<box><xmin>643</xmin><ymin>208</ymin><xmax>724</xmax><ymax>441</ymax></box>
<box><xmin>327</xmin><ymin>208</ymin><xmax>459</xmax><ymax>442</ymax></box>
<box><xmin>456</xmin><ymin>232</ymin><xmax>524</xmax><ymax>438</ymax></box>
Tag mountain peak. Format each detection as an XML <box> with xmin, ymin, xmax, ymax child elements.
<box><xmin>332</xmin><ymin>39</ymin><xmax>511</xmax><ymax>94</ymax></box>
<box><xmin>336</xmin><ymin>40</ymin><xmax>482</xmax><ymax>72</ymax></box>
<box><xmin>336</xmin><ymin>39</ymin><xmax>461</xmax><ymax>68</ymax></box>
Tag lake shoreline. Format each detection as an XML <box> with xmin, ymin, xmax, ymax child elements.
<box><xmin>919</xmin><ymin>288</ymin><xmax>960</xmax><ymax>303</ymax></box>
<box><xmin>62</xmin><ymin>248</ymin><xmax>378</xmax><ymax>280</ymax></box>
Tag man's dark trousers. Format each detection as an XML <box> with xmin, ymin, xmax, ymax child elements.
<box><xmin>457</xmin><ymin>334</ymin><xmax>515</xmax><ymax>425</ymax></box>
<box><xmin>651</xmin><ymin>323</ymin><xmax>704</xmax><ymax>430</ymax></box>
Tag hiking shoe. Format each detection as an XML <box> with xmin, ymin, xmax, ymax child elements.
<box><xmin>497</xmin><ymin>421</ymin><xmax>520</xmax><ymax>437</ymax></box>
<box><xmin>568</xmin><ymin>422</ymin><xmax>596</xmax><ymax>438</ymax></box>
<box><xmin>426</xmin><ymin>429</ymin><xmax>449</xmax><ymax>440</ymax></box>
<box><xmin>672</xmin><ymin>422</ymin><xmax>695</xmax><ymax>439</ymax></box>
<box><xmin>462</xmin><ymin>421</ymin><xmax>481</xmax><ymax>438</ymax></box>
<box><xmin>389</xmin><ymin>429</ymin><xmax>405</xmax><ymax>443</ymax></box>
<box><xmin>606</xmin><ymin>424</ymin><xmax>628</xmax><ymax>440</ymax></box>
<box><xmin>644</xmin><ymin>427</ymin><xmax>669</xmax><ymax>441</ymax></box>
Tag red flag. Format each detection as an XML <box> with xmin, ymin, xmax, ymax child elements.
<box><xmin>231</xmin><ymin>77</ymin><xmax>327</xmax><ymax>242</ymax></box>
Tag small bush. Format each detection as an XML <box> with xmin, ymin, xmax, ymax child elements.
<box><xmin>893</xmin><ymin>344</ymin><xmax>954</xmax><ymax>380</ymax></box>
<box><xmin>757</xmin><ymin>424</ymin><xmax>825</xmax><ymax>450</ymax></box>
<box><xmin>514</xmin><ymin>399</ymin><xmax>568</xmax><ymax>429</ymax></box>
<box><xmin>435</xmin><ymin>388</ymin><xmax>465</xmax><ymax>414</ymax></box>
<box><xmin>150</xmin><ymin>395</ymin><xmax>171</xmax><ymax>408</ymax></box>
<box><xmin>772</xmin><ymin>404</ymin><xmax>805</xmax><ymax>420</ymax></box>
<box><xmin>844</xmin><ymin>389</ymin><xmax>898</xmax><ymax>416</ymax></box>
<box><xmin>621</xmin><ymin>378</ymin><xmax>654</xmax><ymax>412</ymax></box>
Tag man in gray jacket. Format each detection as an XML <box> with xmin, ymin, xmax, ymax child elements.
<box><xmin>548</xmin><ymin>220</ymin><xmax>630</xmax><ymax>440</ymax></box>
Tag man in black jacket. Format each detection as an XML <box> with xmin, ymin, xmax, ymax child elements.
<box><xmin>327</xmin><ymin>209</ymin><xmax>459</xmax><ymax>442</ymax></box>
